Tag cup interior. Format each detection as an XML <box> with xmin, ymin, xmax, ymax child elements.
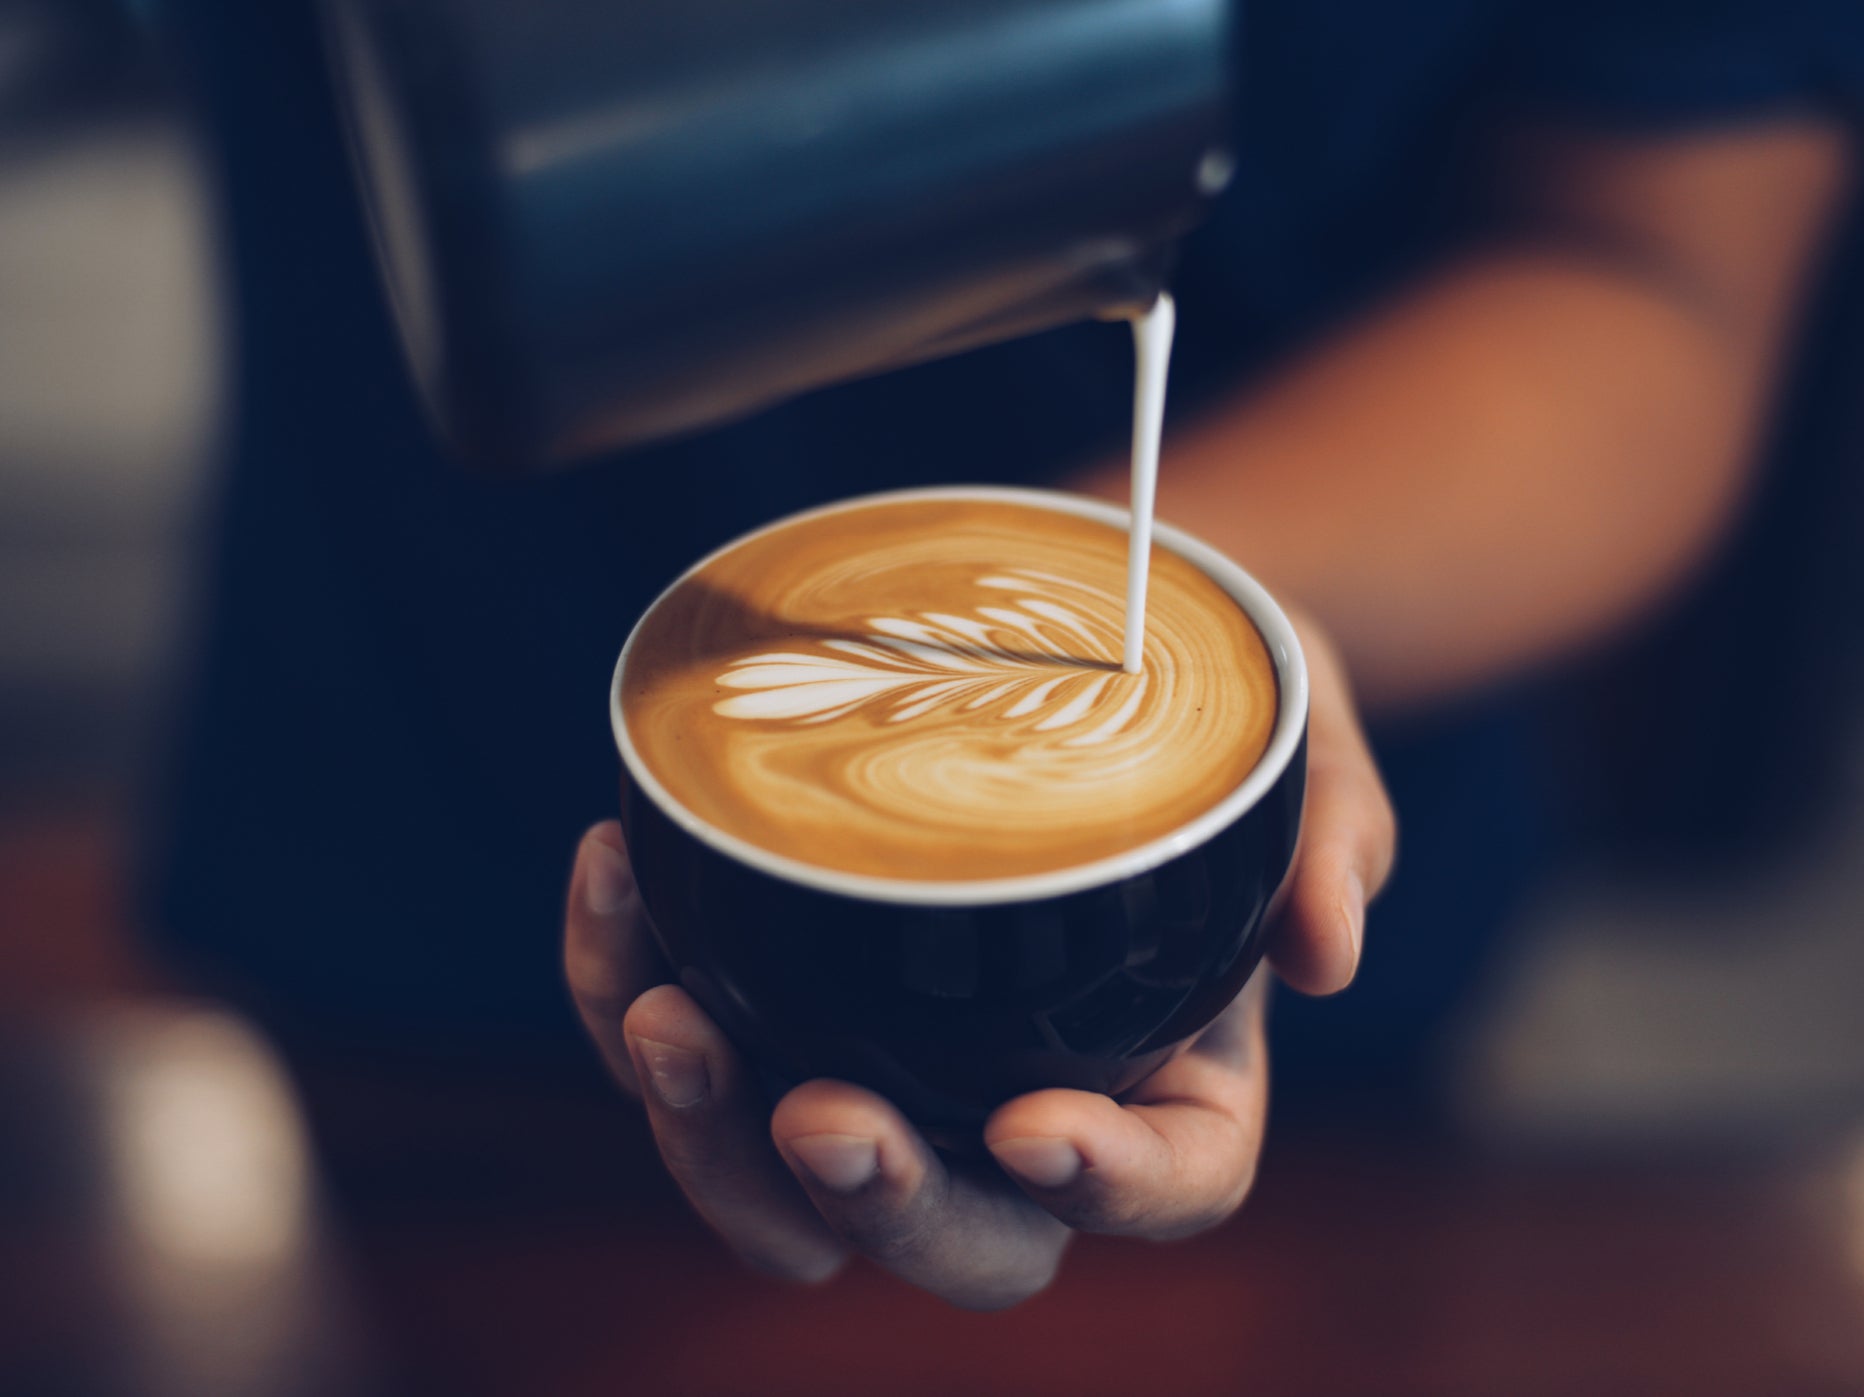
<box><xmin>611</xmin><ymin>485</ymin><xmax>1309</xmax><ymax>907</ymax></box>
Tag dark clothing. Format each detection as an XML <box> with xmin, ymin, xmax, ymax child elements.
<box><xmin>146</xmin><ymin>0</ymin><xmax>1864</xmax><ymax>1078</ymax></box>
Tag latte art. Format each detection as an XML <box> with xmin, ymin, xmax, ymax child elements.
<box><xmin>713</xmin><ymin>569</ymin><xmax>1148</xmax><ymax>744</ymax></box>
<box><xmin>621</xmin><ymin>497</ymin><xmax>1277</xmax><ymax>882</ymax></box>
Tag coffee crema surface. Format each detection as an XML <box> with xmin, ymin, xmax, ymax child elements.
<box><xmin>622</xmin><ymin>498</ymin><xmax>1277</xmax><ymax>882</ymax></box>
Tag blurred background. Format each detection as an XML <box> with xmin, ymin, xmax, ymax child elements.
<box><xmin>4</xmin><ymin>3</ymin><xmax>1864</xmax><ymax>1395</ymax></box>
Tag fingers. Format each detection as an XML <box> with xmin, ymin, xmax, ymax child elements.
<box><xmin>625</xmin><ymin>985</ymin><xmax>850</xmax><ymax>1283</ymax></box>
<box><xmin>563</xmin><ymin>821</ymin><xmax>664</xmax><ymax>1096</ymax></box>
<box><xmin>564</xmin><ymin>815</ymin><xmax>1279</xmax><ymax>1298</ymax></box>
<box><xmin>984</xmin><ymin>977</ymin><xmax>1271</xmax><ymax>1240</ymax></box>
<box><xmin>1269</xmin><ymin>613</ymin><xmax>1398</xmax><ymax>996</ymax></box>
<box><xmin>771</xmin><ymin>1081</ymin><xmax>1071</xmax><ymax>1311</ymax></box>
<box><xmin>564</xmin><ymin>824</ymin><xmax>846</xmax><ymax>1282</ymax></box>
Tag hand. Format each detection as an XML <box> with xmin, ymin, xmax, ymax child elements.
<box><xmin>564</xmin><ymin>611</ymin><xmax>1393</xmax><ymax>1310</ymax></box>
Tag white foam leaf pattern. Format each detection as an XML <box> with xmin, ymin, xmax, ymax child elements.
<box><xmin>713</xmin><ymin>569</ymin><xmax>1142</xmax><ymax>746</ymax></box>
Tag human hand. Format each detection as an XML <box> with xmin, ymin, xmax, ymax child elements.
<box><xmin>564</xmin><ymin>611</ymin><xmax>1393</xmax><ymax>1310</ymax></box>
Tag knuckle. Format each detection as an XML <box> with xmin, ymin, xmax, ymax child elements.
<box><xmin>824</xmin><ymin>1158</ymin><xmax>950</xmax><ymax>1261</ymax></box>
<box><xmin>1114</xmin><ymin>1198</ymin><xmax>1183</xmax><ymax>1238</ymax></box>
<box><xmin>564</xmin><ymin>955</ymin><xmax>637</xmax><ymax>1024</ymax></box>
<box><xmin>1054</xmin><ymin>1181</ymin><xmax>1159</xmax><ymax>1238</ymax></box>
<box><xmin>1072</xmin><ymin>1139</ymin><xmax>1258</xmax><ymax>1241</ymax></box>
<box><xmin>656</xmin><ymin>1131</ymin><xmax>746</xmax><ymax>1194</ymax></box>
<box><xmin>563</xmin><ymin>919</ymin><xmax>630</xmax><ymax>1000</ymax></box>
<box><xmin>841</xmin><ymin>1202</ymin><xmax>943</xmax><ymax>1266</ymax></box>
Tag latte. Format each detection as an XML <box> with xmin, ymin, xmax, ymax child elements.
<box><xmin>620</xmin><ymin>495</ymin><xmax>1277</xmax><ymax>882</ymax></box>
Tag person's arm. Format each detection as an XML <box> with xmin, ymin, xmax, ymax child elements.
<box><xmin>1072</xmin><ymin>119</ymin><xmax>1853</xmax><ymax>710</ymax></box>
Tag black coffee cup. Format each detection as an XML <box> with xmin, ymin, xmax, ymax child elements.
<box><xmin>610</xmin><ymin>487</ymin><xmax>1306</xmax><ymax>1133</ymax></box>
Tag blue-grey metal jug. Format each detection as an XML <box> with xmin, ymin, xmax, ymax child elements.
<box><xmin>323</xmin><ymin>0</ymin><xmax>1234</xmax><ymax>470</ymax></box>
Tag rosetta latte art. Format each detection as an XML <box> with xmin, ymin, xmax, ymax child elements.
<box><xmin>714</xmin><ymin>569</ymin><xmax>1148</xmax><ymax>745</ymax></box>
<box><xmin>621</xmin><ymin>497</ymin><xmax>1277</xmax><ymax>882</ymax></box>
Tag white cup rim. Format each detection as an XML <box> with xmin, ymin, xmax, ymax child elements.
<box><xmin>610</xmin><ymin>485</ymin><xmax>1309</xmax><ymax>907</ymax></box>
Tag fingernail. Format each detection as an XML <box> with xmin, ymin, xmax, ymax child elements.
<box><xmin>990</xmin><ymin>1137</ymin><xmax>1083</xmax><ymax>1190</ymax></box>
<box><xmin>787</xmin><ymin>1134</ymin><xmax>880</xmax><ymax>1194</ymax></box>
<box><xmin>1340</xmin><ymin>871</ymin><xmax>1366</xmax><ymax>967</ymax></box>
<box><xmin>632</xmin><ymin>1037</ymin><xmax>709</xmax><ymax>1109</ymax></box>
<box><xmin>585</xmin><ymin>839</ymin><xmax>634</xmax><ymax>917</ymax></box>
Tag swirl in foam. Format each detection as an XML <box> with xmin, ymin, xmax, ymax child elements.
<box><xmin>622</xmin><ymin>497</ymin><xmax>1277</xmax><ymax>882</ymax></box>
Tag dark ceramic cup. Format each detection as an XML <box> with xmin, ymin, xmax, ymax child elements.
<box><xmin>610</xmin><ymin>487</ymin><xmax>1307</xmax><ymax>1134</ymax></box>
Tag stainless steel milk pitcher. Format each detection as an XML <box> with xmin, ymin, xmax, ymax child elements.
<box><xmin>322</xmin><ymin>0</ymin><xmax>1235</xmax><ymax>470</ymax></box>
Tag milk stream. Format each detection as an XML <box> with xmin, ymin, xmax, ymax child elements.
<box><xmin>1123</xmin><ymin>293</ymin><xmax>1176</xmax><ymax>674</ymax></box>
